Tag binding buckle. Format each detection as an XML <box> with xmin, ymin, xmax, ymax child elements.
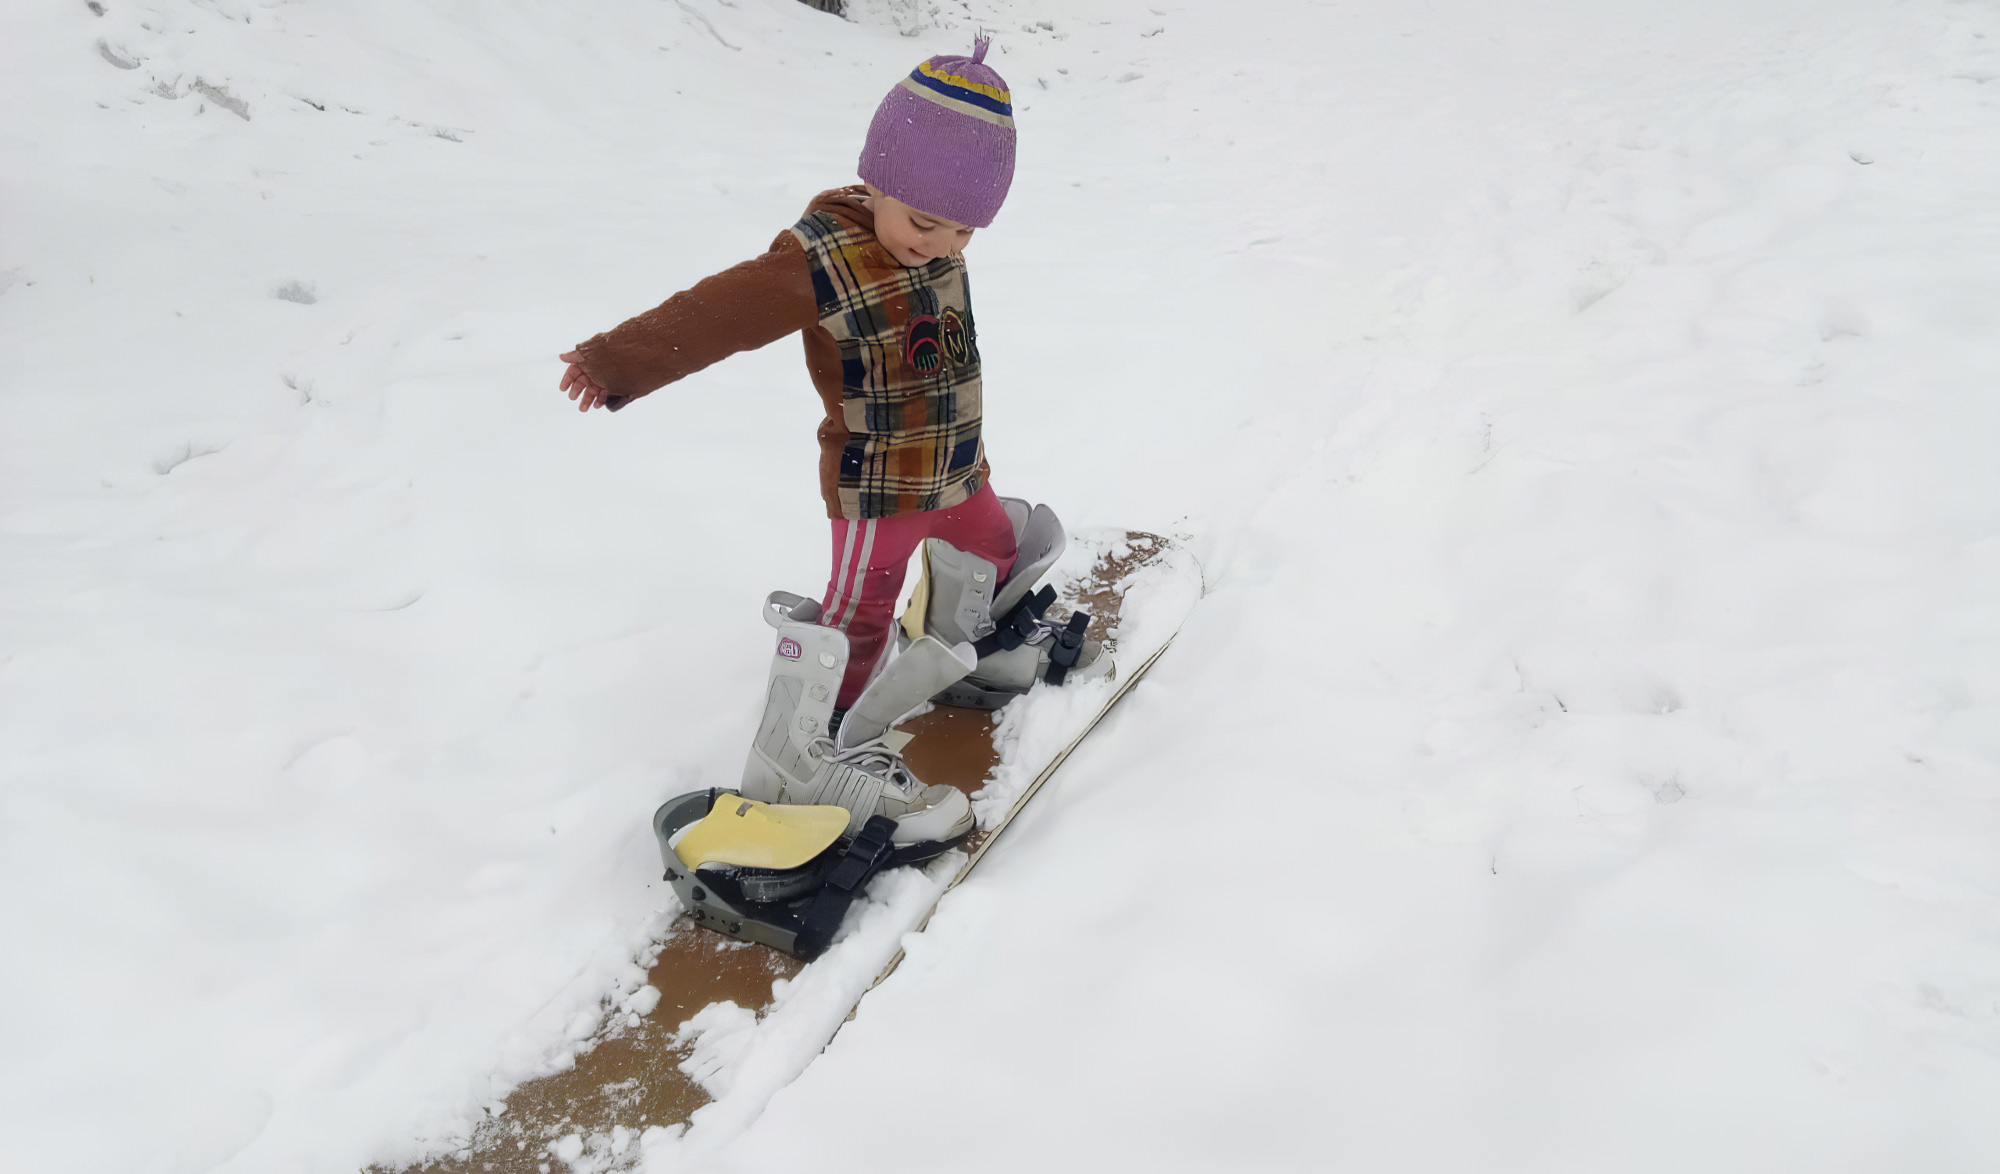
<box><xmin>825</xmin><ymin>816</ymin><xmax>896</xmax><ymax>892</ymax></box>
<box><xmin>1043</xmin><ymin>613</ymin><xmax>1090</xmax><ymax>685</ymax></box>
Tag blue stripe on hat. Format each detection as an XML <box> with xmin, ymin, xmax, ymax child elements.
<box><xmin>905</xmin><ymin>67</ymin><xmax>1013</xmax><ymax>117</ymax></box>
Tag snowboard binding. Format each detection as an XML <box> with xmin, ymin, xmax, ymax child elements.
<box><xmin>652</xmin><ymin>789</ymin><xmax>923</xmax><ymax>959</ymax></box>
<box><xmin>899</xmin><ymin>497</ymin><xmax>1113</xmax><ymax>709</ymax></box>
<box><xmin>658</xmin><ymin>586</ymin><xmax>989</xmax><ymax>959</ymax></box>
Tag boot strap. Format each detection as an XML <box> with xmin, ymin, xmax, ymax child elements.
<box><xmin>971</xmin><ymin>585</ymin><xmax>1057</xmax><ymax>658</ymax></box>
<box><xmin>794</xmin><ymin>815</ymin><xmax>898</xmax><ymax>958</ymax></box>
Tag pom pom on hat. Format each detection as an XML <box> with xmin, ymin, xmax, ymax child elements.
<box><xmin>857</xmin><ymin>35</ymin><xmax>1016</xmax><ymax>228</ymax></box>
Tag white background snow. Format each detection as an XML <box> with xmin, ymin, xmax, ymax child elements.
<box><xmin>3</xmin><ymin>0</ymin><xmax>1997</xmax><ymax>1170</ymax></box>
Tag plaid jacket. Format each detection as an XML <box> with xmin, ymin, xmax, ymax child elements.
<box><xmin>791</xmin><ymin>209</ymin><xmax>987</xmax><ymax>520</ymax></box>
<box><xmin>570</xmin><ymin>189</ymin><xmax>990</xmax><ymax>521</ymax></box>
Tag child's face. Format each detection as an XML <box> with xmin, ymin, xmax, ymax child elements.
<box><xmin>864</xmin><ymin>186</ymin><xmax>975</xmax><ymax>267</ymax></box>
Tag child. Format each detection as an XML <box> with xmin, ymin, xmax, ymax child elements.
<box><xmin>557</xmin><ymin>37</ymin><xmax>1103</xmax><ymax>855</ymax></box>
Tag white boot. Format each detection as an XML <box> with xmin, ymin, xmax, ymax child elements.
<box><xmin>740</xmin><ymin>592</ymin><xmax>976</xmax><ymax>850</ymax></box>
<box><xmin>902</xmin><ymin>500</ymin><xmax>1112</xmax><ymax>709</ymax></box>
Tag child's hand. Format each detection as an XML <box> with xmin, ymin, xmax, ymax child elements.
<box><xmin>558</xmin><ymin>351</ymin><xmax>612</xmax><ymax>412</ymax></box>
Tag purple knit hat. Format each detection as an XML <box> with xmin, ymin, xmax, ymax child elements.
<box><xmin>857</xmin><ymin>34</ymin><xmax>1015</xmax><ymax>228</ymax></box>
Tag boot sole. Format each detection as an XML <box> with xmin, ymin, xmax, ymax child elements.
<box><xmin>934</xmin><ymin>660</ymin><xmax>1115</xmax><ymax>710</ymax></box>
<box><xmin>887</xmin><ymin>826</ymin><xmax>974</xmax><ymax>866</ymax></box>
<box><xmin>932</xmin><ymin>678</ymin><xmax>1023</xmax><ymax>711</ymax></box>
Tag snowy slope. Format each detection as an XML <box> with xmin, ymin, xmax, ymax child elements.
<box><xmin>714</xmin><ymin>3</ymin><xmax>2000</xmax><ymax>1172</ymax></box>
<box><xmin>3</xmin><ymin>0</ymin><xmax>1998</xmax><ymax>1172</ymax></box>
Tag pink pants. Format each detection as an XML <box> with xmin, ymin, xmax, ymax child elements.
<box><xmin>821</xmin><ymin>484</ymin><xmax>1018</xmax><ymax>708</ymax></box>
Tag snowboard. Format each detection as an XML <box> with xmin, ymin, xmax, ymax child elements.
<box><xmin>390</xmin><ymin>530</ymin><xmax>1200</xmax><ymax>1174</ymax></box>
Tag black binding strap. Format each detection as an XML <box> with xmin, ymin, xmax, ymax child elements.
<box><xmin>793</xmin><ymin>815</ymin><xmax>899</xmax><ymax>960</ymax></box>
<box><xmin>971</xmin><ymin>585</ymin><xmax>1057</xmax><ymax>659</ymax></box>
<box><xmin>1043</xmin><ymin>613</ymin><xmax>1090</xmax><ymax>686</ymax></box>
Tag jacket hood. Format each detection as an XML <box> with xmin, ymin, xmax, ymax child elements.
<box><xmin>806</xmin><ymin>185</ymin><xmax>876</xmax><ymax>235</ymax></box>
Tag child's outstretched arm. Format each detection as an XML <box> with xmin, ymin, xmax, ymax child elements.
<box><xmin>558</xmin><ymin>234</ymin><xmax>819</xmax><ymax>412</ymax></box>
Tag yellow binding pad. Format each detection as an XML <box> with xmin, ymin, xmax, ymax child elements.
<box><xmin>673</xmin><ymin>793</ymin><xmax>849</xmax><ymax>872</ymax></box>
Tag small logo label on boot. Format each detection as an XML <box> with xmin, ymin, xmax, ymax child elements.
<box><xmin>778</xmin><ymin>638</ymin><xmax>802</xmax><ymax>660</ymax></box>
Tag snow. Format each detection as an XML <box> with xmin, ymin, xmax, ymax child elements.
<box><xmin>3</xmin><ymin>0</ymin><xmax>1997</xmax><ymax>1171</ymax></box>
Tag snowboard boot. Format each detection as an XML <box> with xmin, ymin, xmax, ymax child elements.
<box><xmin>739</xmin><ymin>591</ymin><xmax>977</xmax><ymax>857</ymax></box>
<box><xmin>900</xmin><ymin>498</ymin><xmax>1113</xmax><ymax>710</ymax></box>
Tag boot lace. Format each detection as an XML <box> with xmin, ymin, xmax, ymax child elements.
<box><xmin>809</xmin><ymin>736</ymin><xmax>923</xmax><ymax>796</ymax></box>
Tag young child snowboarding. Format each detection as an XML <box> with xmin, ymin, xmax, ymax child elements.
<box><xmin>557</xmin><ymin>37</ymin><xmax>1105</xmax><ymax>857</ymax></box>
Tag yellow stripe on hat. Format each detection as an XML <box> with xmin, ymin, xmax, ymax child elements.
<box><xmin>916</xmin><ymin>59</ymin><xmax>1011</xmax><ymax>104</ymax></box>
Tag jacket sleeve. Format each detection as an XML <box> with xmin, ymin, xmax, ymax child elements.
<box><xmin>571</xmin><ymin>232</ymin><xmax>820</xmax><ymax>404</ymax></box>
